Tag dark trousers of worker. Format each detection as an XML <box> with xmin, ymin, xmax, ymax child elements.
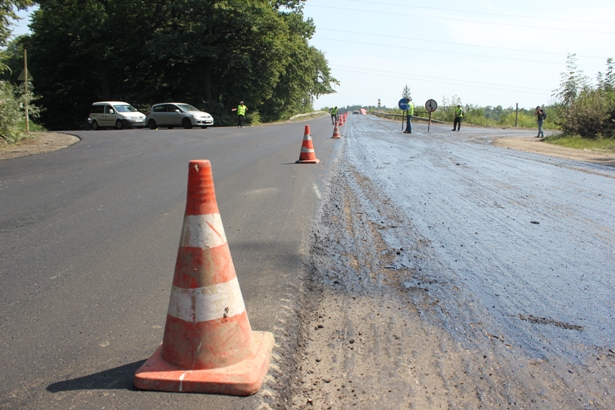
<box><xmin>453</xmin><ymin>117</ymin><xmax>462</xmax><ymax>130</ymax></box>
<box><xmin>405</xmin><ymin>115</ymin><xmax>412</xmax><ymax>133</ymax></box>
<box><xmin>238</xmin><ymin>115</ymin><xmax>245</xmax><ymax>127</ymax></box>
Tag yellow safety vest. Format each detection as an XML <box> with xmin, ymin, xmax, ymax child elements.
<box><xmin>407</xmin><ymin>102</ymin><xmax>414</xmax><ymax>115</ymax></box>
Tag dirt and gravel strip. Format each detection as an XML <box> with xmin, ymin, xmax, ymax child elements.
<box><xmin>493</xmin><ymin>136</ymin><xmax>615</xmax><ymax>168</ymax></box>
<box><xmin>0</xmin><ymin>132</ymin><xmax>80</xmax><ymax>160</ymax></box>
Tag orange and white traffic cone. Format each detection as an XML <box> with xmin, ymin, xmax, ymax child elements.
<box><xmin>296</xmin><ymin>125</ymin><xmax>320</xmax><ymax>164</ymax></box>
<box><xmin>134</xmin><ymin>160</ymin><xmax>274</xmax><ymax>396</ymax></box>
<box><xmin>331</xmin><ymin>123</ymin><xmax>341</xmax><ymax>139</ymax></box>
<box><xmin>339</xmin><ymin>118</ymin><xmax>344</xmax><ymax>127</ymax></box>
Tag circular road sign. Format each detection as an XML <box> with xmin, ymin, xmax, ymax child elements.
<box><xmin>425</xmin><ymin>99</ymin><xmax>438</xmax><ymax>112</ymax></box>
<box><xmin>398</xmin><ymin>98</ymin><xmax>411</xmax><ymax>111</ymax></box>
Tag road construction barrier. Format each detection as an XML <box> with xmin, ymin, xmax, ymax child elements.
<box><xmin>296</xmin><ymin>125</ymin><xmax>320</xmax><ymax>164</ymax></box>
<box><xmin>134</xmin><ymin>159</ymin><xmax>274</xmax><ymax>396</ymax></box>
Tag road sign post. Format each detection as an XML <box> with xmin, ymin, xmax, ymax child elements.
<box><xmin>424</xmin><ymin>99</ymin><xmax>438</xmax><ymax>132</ymax></box>
<box><xmin>398</xmin><ymin>98</ymin><xmax>410</xmax><ymax>131</ymax></box>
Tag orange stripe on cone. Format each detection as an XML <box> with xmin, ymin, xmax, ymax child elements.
<box><xmin>134</xmin><ymin>160</ymin><xmax>274</xmax><ymax>396</ymax></box>
<box><xmin>296</xmin><ymin>125</ymin><xmax>320</xmax><ymax>164</ymax></box>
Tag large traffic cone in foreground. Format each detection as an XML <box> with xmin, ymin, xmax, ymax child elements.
<box><xmin>331</xmin><ymin>123</ymin><xmax>341</xmax><ymax>139</ymax></box>
<box><xmin>134</xmin><ymin>160</ymin><xmax>274</xmax><ymax>396</ymax></box>
<box><xmin>296</xmin><ymin>125</ymin><xmax>320</xmax><ymax>164</ymax></box>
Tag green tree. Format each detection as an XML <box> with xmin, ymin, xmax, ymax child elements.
<box><xmin>401</xmin><ymin>84</ymin><xmax>411</xmax><ymax>101</ymax></box>
<box><xmin>28</xmin><ymin>0</ymin><xmax>337</xmax><ymax>129</ymax></box>
<box><xmin>0</xmin><ymin>0</ymin><xmax>34</xmax><ymax>71</ymax></box>
<box><xmin>553</xmin><ymin>53</ymin><xmax>588</xmax><ymax>106</ymax></box>
<box><xmin>597</xmin><ymin>58</ymin><xmax>615</xmax><ymax>92</ymax></box>
<box><xmin>0</xmin><ymin>1</ymin><xmax>36</xmax><ymax>142</ymax></box>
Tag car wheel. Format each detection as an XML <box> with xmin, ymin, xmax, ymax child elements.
<box><xmin>115</xmin><ymin>119</ymin><xmax>124</xmax><ymax>130</ymax></box>
<box><xmin>147</xmin><ymin>119</ymin><xmax>157</xmax><ymax>129</ymax></box>
<box><xmin>182</xmin><ymin>118</ymin><xmax>192</xmax><ymax>129</ymax></box>
<box><xmin>201</xmin><ymin>126</ymin><xmax>208</xmax><ymax>129</ymax></box>
<box><xmin>92</xmin><ymin>121</ymin><xmax>99</xmax><ymax>130</ymax></box>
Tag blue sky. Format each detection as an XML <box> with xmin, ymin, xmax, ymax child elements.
<box><xmin>10</xmin><ymin>1</ymin><xmax>615</xmax><ymax>111</ymax></box>
<box><xmin>303</xmin><ymin>0</ymin><xmax>615</xmax><ymax>110</ymax></box>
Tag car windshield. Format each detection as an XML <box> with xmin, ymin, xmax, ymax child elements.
<box><xmin>113</xmin><ymin>104</ymin><xmax>138</xmax><ymax>113</ymax></box>
<box><xmin>175</xmin><ymin>104</ymin><xmax>199</xmax><ymax>112</ymax></box>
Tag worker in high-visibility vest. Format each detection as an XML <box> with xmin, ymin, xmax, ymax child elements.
<box><xmin>329</xmin><ymin>106</ymin><xmax>339</xmax><ymax>125</ymax></box>
<box><xmin>452</xmin><ymin>105</ymin><xmax>464</xmax><ymax>131</ymax></box>
<box><xmin>403</xmin><ymin>98</ymin><xmax>414</xmax><ymax>134</ymax></box>
<box><xmin>232</xmin><ymin>101</ymin><xmax>248</xmax><ymax>128</ymax></box>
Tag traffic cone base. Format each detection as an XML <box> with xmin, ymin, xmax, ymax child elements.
<box><xmin>296</xmin><ymin>157</ymin><xmax>320</xmax><ymax>164</ymax></box>
<box><xmin>134</xmin><ymin>331</ymin><xmax>274</xmax><ymax>396</ymax></box>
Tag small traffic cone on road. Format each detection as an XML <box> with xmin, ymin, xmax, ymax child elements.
<box><xmin>296</xmin><ymin>125</ymin><xmax>320</xmax><ymax>164</ymax></box>
<box><xmin>331</xmin><ymin>123</ymin><xmax>341</xmax><ymax>139</ymax></box>
<box><xmin>339</xmin><ymin>117</ymin><xmax>344</xmax><ymax>127</ymax></box>
<box><xmin>134</xmin><ymin>160</ymin><xmax>274</xmax><ymax>396</ymax></box>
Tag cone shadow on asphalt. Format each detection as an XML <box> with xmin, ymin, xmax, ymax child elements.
<box><xmin>47</xmin><ymin>361</ymin><xmax>146</xmax><ymax>392</ymax></box>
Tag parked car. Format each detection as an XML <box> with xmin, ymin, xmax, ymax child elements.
<box><xmin>144</xmin><ymin>103</ymin><xmax>214</xmax><ymax>129</ymax></box>
<box><xmin>89</xmin><ymin>101</ymin><xmax>146</xmax><ymax>130</ymax></box>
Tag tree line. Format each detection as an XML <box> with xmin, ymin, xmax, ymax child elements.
<box><xmin>1</xmin><ymin>0</ymin><xmax>338</xmax><ymax>132</ymax></box>
<box><xmin>376</xmin><ymin>55</ymin><xmax>615</xmax><ymax>139</ymax></box>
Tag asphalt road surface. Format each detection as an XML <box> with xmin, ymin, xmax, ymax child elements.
<box><xmin>1</xmin><ymin>115</ymin><xmax>614</xmax><ymax>409</ymax></box>
<box><xmin>0</xmin><ymin>120</ymin><xmax>337</xmax><ymax>409</ymax></box>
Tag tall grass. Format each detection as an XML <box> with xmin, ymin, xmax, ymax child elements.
<box><xmin>545</xmin><ymin>134</ymin><xmax>615</xmax><ymax>153</ymax></box>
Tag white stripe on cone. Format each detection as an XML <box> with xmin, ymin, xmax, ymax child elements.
<box><xmin>180</xmin><ymin>214</ymin><xmax>227</xmax><ymax>249</ymax></box>
<box><xmin>167</xmin><ymin>277</ymin><xmax>247</xmax><ymax>323</ymax></box>
<box><xmin>301</xmin><ymin>147</ymin><xmax>315</xmax><ymax>153</ymax></box>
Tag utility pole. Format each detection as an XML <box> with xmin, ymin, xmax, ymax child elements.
<box><xmin>24</xmin><ymin>49</ymin><xmax>29</xmax><ymax>134</ymax></box>
<box><xmin>515</xmin><ymin>103</ymin><xmax>518</xmax><ymax>128</ymax></box>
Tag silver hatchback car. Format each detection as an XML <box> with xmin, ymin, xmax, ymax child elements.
<box><xmin>145</xmin><ymin>103</ymin><xmax>214</xmax><ymax>129</ymax></box>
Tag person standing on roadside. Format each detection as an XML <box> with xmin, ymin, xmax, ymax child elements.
<box><xmin>232</xmin><ymin>101</ymin><xmax>248</xmax><ymax>128</ymax></box>
<box><xmin>330</xmin><ymin>106</ymin><xmax>339</xmax><ymax>125</ymax></box>
<box><xmin>535</xmin><ymin>106</ymin><xmax>546</xmax><ymax>138</ymax></box>
<box><xmin>403</xmin><ymin>98</ymin><xmax>414</xmax><ymax>133</ymax></box>
<box><xmin>452</xmin><ymin>105</ymin><xmax>464</xmax><ymax>131</ymax></box>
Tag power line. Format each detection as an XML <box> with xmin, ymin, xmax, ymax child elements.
<box><xmin>307</xmin><ymin>4</ymin><xmax>615</xmax><ymax>35</ymax></box>
<box><xmin>314</xmin><ymin>36</ymin><xmax>605</xmax><ymax>69</ymax></box>
<box><xmin>344</xmin><ymin>0</ymin><xmax>615</xmax><ymax>27</ymax></box>
<box><xmin>331</xmin><ymin>64</ymin><xmax>552</xmax><ymax>92</ymax></box>
<box><xmin>319</xmin><ymin>28</ymin><xmax>608</xmax><ymax>61</ymax></box>
<box><xmin>329</xmin><ymin>64</ymin><xmax>552</xmax><ymax>95</ymax></box>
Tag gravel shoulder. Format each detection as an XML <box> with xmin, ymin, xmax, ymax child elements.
<box><xmin>0</xmin><ymin>132</ymin><xmax>80</xmax><ymax>160</ymax></box>
<box><xmin>493</xmin><ymin>136</ymin><xmax>615</xmax><ymax>168</ymax></box>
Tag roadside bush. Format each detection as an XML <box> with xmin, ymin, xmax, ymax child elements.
<box><xmin>0</xmin><ymin>81</ymin><xmax>27</xmax><ymax>143</ymax></box>
<box><xmin>557</xmin><ymin>89</ymin><xmax>615</xmax><ymax>139</ymax></box>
